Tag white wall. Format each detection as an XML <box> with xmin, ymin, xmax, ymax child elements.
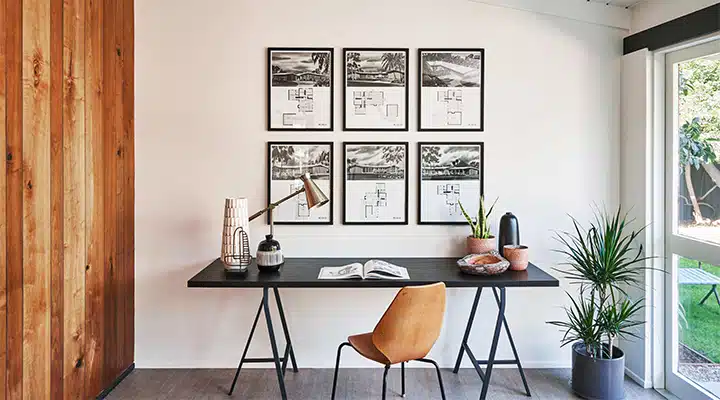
<box><xmin>135</xmin><ymin>0</ymin><xmax>624</xmax><ymax>368</ymax></box>
<box><xmin>631</xmin><ymin>0</ymin><xmax>720</xmax><ymax>34</ymax></box>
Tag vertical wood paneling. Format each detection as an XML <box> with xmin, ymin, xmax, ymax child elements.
<box><xmin>0</xmin><ymin>0</ymin><xmax>8</xmax><ymax>397</ymax></box>
<box><xmin>21</xmin><ymin>0</ymin><xmax>52</xmax><ymax>398</ymax></box>
<box><xmin>102</xmin><ymin>0</ymin><xmax>118</xmax><ymax>385</ymax></box>
<box><xmin>49</xmin><ymin>0</ymin><xmax>64</xmax><ymax>398</ymax></box>
<box><xmin>85</xmin><ymin>0</ymin><xmax>105</xmax><ymax>396</ymax></box>
<box><xmin>2</xmin><ymin>1</ymin><xmax>133</xmax><ymax>398</ymax></box>
<box><xmin>113</xmin><ymin>0</ymin><xmax>125</xmax><ymax>379</ymax></box>
<box><xmin>122</xmin><ymin>0</ymin><xmax>135</xmax><ymax>369</ymax></box>
<box><xmin>63</xmin><ymin>0</ymin><xmax>86</xmax><ymax>398</ymax></box>
<box><xmin>85</xmin><ymin>0</ymin><xmax>106</xmax><ymax>398</ymax></box>
<box><xmin>5</xmin><ymin>0</ymin><xmax>22</xmax><ymax>398</ymax></box>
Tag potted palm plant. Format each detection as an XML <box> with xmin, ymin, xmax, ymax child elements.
<box><xmin>548</xmin><ymin>208</ymin><xmax>651</xmax><ymax>400</ymax></box>
<box><xmin>459</xmin><ymin>197</ymin><xmax>498</xmax><ymax>254</ymax></box>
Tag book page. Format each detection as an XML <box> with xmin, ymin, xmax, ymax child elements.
<box><xmin>364</xmin><ymin>260</ymin><xmax>409</xmax><ymax>279</ymax></box>
<box><xmin>318</xmin><ymin>263</ymin><xmax>364</xmax><ymax>280</ymax></box>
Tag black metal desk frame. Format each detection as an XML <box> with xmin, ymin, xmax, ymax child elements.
<box><xmin>188</xmin><ymin>258</ymin><xmax>558</xmax><ymax>400</ymax></box>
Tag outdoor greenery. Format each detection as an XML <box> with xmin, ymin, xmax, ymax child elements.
<box><xmin>459</xmin><ymin>196</ymin><xmax>497</xmax><ymax>239</ymax></box>
<box><xmin>678</xmin><ymin>257</ymin><xmax>720</xmax><ymax>363</ymax></box>
<box><xmin>678</xmin><ymin>59</ymin><xmax>720</xmax><ymax>223</ymax></box>
<box><xmin>548</xmin><ymin>208</ymin><xmax>650</xmax><ymax>359</ymax></box>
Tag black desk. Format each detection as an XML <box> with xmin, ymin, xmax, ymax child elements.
<box><xmin>188</xmin><ymin>258</ymin><xmax>559</xmax><ymax>400</ymax></box>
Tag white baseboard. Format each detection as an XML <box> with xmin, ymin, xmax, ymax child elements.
<box><xmin>625</xmin><ymin>367</ymin><xmax>651</xmax><ymax>388</ymax></box>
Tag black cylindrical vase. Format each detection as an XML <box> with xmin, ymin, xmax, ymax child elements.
<box><xmin>498</xmin><ymin>212</ymin><xmax>519</xmax><ymax>256</ymax></box>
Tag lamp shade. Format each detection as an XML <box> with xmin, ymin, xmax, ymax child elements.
<box><xmin>300</xmin><ymin>172</ymin><xmax>329</xmax><ymax>210</ymax></box>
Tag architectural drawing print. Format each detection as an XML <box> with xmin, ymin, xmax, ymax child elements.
<box><xmin>344</xmin><ymin>143</ymin><xmax>408</xmax><ymax>224</ymax></box>
<box><xmin>419</xmin><ymin>143</ymin><xmax>483</xmax><ymax>224</ymax></box>
<box><xmin>345</xmin><ymin>49</ymin><xmax>408</xmax><ymax>130</ymax></box>
<box><xmin>268</xmin><ymin>142</ymin><xmax>333</xmax><ymax>224</ymax></box>
<box><xmin>269</xmin><ymin>49</ymin><xmax>333</xmax><ymax>130</ymax></box>
<box><xmin>419</xmin><ymin>49</ymin><xmax>484</xmax><ymax>131</ymax></box>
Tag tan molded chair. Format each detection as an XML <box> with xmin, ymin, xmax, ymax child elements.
<box><xmin>331</xmin><ymin>283</ymin><xmax>447</xmax><ymax>400</ymax></box>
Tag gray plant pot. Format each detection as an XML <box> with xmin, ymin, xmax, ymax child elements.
<box><xmin>571</xmin><ymin>342</ymin><xmax>626</xmax><ymax>400</ymax></box>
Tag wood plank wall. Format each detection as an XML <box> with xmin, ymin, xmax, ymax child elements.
<box><xmin>1</xmin><ymin>0</ymin><xmax>135</xmax><ymax>398</ymax></box>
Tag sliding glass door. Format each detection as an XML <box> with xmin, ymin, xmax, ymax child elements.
<box><xmin>665</xmin><ymin>39</ymin><xmax>720</xmax><ymax>400</ymax></box>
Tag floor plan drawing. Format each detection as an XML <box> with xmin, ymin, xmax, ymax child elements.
<box><xmin>363</xmin><ymin>183</ymin><xmax>388</xmax><ymax>219</ymax></box>
<box><xmin>436</xmin><ymin>183</ymin><xmax>461</xmax><ymax>216</ymax></box>
<box><xmin>290</xmin><ymin>182</ymin><xmax>310</xmax><ymax>218</ymax></box>
<box><xmin>437</xmin><ymin>89</ymin><xmax>463</xmax><ymax>126</ymax></box>
<box><xmin>353</xmin><ymin>90</ymin><xmax>398</xmax><ymax>118</ymax></box>
<box><xmin>288</xmin><ymin>88</ymin><xmax>315</xmax><ymax>112</ymax></box>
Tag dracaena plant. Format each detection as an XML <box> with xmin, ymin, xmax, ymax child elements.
<box><xmin>548</xmin><ymin>207</ymin><xmax>651</xmax><ymax>359</ymax></box>
<box><xmin>459</xmin><ymin>196</ymin><xmax>498</xmax><ymax>239</ymax></box>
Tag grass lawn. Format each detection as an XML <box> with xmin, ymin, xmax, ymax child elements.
<box><xmin>679</xmin><ymin>257</ymin><xmax>720</xmax><ymax>363</ymax></box>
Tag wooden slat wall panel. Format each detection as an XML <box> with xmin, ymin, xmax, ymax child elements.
<box><xmin>0</xmin><ymin>0</ymin><xmax>8</xmax><ymax>396</ymax></box>
<box><xmin>63</xmin><ymin>0</ymin><xmax>86</xmax><ymax>398</ymax></box>
<box><xmin>113</xmin><ymin>0</ymin><xmax>125</xmax><ymax>380</ymax></box>
<box><xmin>21</xmin><ymin>0</ymin><xmax>52</xmax><ymax>398</ymax></box>
<box><xmin>49</xmin><ymin>0</ymin><xmax>63</xmax><ymax>398</ymax></box>
<box><xmin>102</xmin><ymin>0</ymin><xmax>118</xmax><ymax>386</ymax></box>
<box><xmin>85</xmin><ymin>0</ymin><xmax>105</xmax><ymax>396</ymax></box>
<box><xmin>122</xmin><ymin>0</ymin><xmax>135</xmax><ymax>370</ymax></box>
<box><xmin>2</xmin><ymin>0</ymin><xmax>133</xmax><ymax>398</ymax></box>
<box><xmin>5</xmin><ymin>1</ymin><xmax>23</xmax><ymax>398</ymax></box>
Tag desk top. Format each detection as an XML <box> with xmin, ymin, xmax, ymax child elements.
<box><xmin>187</xmin><ymin>258</ymin><xmax>559</xmax><ymax>289</ymax></box>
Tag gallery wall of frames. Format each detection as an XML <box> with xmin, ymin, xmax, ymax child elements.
<box><xmin>266</xmin><ymin>47</ymin><xmax>486</xmax><ymax>226</ymax></box>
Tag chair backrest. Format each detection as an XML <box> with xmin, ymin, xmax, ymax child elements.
<box><xmin>371</xmin><ymin>282</ymin><xmax>446</xmax><ymax>364</ymax></box>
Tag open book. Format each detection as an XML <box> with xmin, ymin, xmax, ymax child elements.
<box><xmin>318</xmin><ymin>260</ymin><xmax>410</xmax><ymax>280</ymax></box>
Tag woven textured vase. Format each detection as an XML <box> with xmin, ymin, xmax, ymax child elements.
<box><xmin>221</xmin><ymin>197</ymin><xmax>251</xmax><ymax>271</ymax></box>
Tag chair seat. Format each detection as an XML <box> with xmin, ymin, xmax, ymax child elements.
<box><xmin>348</xmin><ymin>333</ymin><xmax>390</xmax><ymax>365</ymax></box>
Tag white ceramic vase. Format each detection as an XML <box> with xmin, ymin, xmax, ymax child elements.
<box><xmin>221</xmin><ymin>197</ymin><xmax>250</xmax><ymax>271</ymax></box>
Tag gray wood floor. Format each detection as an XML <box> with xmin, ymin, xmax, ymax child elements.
<box><xmin>105</xmin><ymin>368</ymin><xmax>664</xmax><ymax>399</ymax></box>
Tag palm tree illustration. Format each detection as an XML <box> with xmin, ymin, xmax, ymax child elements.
<box><xmin>382</xmin><ymin>53</ymin><xmax>406</xmax><ymax>84</ymax></box>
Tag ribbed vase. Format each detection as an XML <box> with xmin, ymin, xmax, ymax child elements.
<box><xmin>221</xmin><ymin>197</ymin><xmax>250</xmax><ymax>270</ymax></box>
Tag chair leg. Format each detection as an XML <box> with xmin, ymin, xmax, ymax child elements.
<box><xmin>382</xmin><ymin>364</ymin><xmax>391</xmax><ymax>400</ymax></box>
<box><xmin>331</xmin><ymin>342</ymin><xmax>351</xmax><ymax>400</ymax></box>
<box><xmin>401</xmin><ymin>361</ymin><xmax>406</xmax><ymax>397</ymax></box>
<box><xmin>416</xmin><ymin>358</ymin><xmax>446</xmax><ymax>400</ymax></box>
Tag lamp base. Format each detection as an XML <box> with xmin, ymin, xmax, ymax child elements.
<box><xmin>256</xmin><ymin>234</ymin><xmax>284</xmax><ymax>272</ymax></box>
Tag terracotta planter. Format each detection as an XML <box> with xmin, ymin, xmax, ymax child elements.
<box><xmin>503</xmin><ymin>245</ymin><xmax>529</xmax><ymax>271</ymax></box>
<box><xmin>466</xmin><ymin>236</ymin><xmax>496</xmax><ymax>254</ymax></box>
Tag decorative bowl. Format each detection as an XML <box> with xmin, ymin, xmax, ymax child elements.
<box><xmin>457</xmin><ymin>251</ymin><xmax>510</xmax><ymax>276</ymax></box>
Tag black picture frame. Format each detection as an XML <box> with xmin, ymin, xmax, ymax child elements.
<box><xmin>417</xmin><ymin>142</ymin><xmax>484</xmax><ymax>225</ymax></box>
<box><xmin>418</xmin><ymin>48</ymin><xmax>485</xmax><ymax>132</ymax></box>
<box><xmin>267</xmin><ymin>141</ymin><xmax>334</xmax><ymax>225</ymax></box>
<box><xmin>267</xmin><ymin>47</ymin><xmax>335</xmax><ymax>131</ymax></box>
<box><xmin>343</xmin><ymin>48</ymin><xmax>410</xmax><ymax>131</ymax></box>
<box><xmin>343</xmin><ymin>142</ymin><xmax>409</xmax><ymax>225</ymax></box>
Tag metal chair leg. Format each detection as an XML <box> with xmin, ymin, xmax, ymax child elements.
<box><xmin>331</xmin><ymin>342</ymin><xmax>350</xmax><ymax>400</ymax></box>
<box><xmin>382</xmin><ymin>364</ymin><xmax>391</xmax><ymax>400</ymax></box>
<box><xmin>416</xmin><ymin>358</ymin><xmax>446</xmax><ymax>400</ymax></box>
<box><xmin>401</xmin><ymin>361</ymin><xmax>406</xmax><ymax>397</ymax></box>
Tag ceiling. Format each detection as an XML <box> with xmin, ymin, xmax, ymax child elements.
<box><xmin>587</xmin><ymin>0</ymin><xmax>644</xmax><ymax>8</ymax></box>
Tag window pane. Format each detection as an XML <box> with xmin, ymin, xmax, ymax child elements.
<box><xmin>677</xmin><ymin>256</ymin><xmax>720</xmax><ymax>397</ymax></box>
<box><xmin>676</xmin><ymin>54</ymin><xmax>720</xmax><ymax>245</ymax></box>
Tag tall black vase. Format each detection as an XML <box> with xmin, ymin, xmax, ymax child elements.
<box><xmin>498</xmin><ymin>212</ymin><xmax>519</xmax><ymax>256</ymax></box>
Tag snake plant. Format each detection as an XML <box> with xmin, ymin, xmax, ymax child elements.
<box><xmin>459</xmin><ymin>196</ymin><xmax>498</xmax><ymax>239</ymax></box>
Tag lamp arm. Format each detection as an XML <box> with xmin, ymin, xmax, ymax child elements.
<box><xmin>248</xmin><ymin>187</ymin><xmax>307</xmax><ymax>222</ymax></box>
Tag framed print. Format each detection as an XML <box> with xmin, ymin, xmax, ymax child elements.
<box><xmin>418</xmin><ymin>49</ymin><xmax>485</xmax><ymax>131</ymax></box>
<box><xmin>343</xmin><ymin>48</ymin><xmax>409</xmax><ymax>131</ymax></box>
<box><xmin>344</xmin><ymin>142</ymin><xmax>409</xmax><ymax>225</ymax></box>
<box><xmin>267</xmin><ymin>142</ymin><xmax>333</xmax><ymax>224</ymax></box>
<box><xmin>418</xmin><ymin>142</ymin><xmax>484</xmax><ymax>225</ymax></box>
<box><xmin>268</xmin><ymin>48</ymin><xmax>334</xmax><ymax>131</ymax></box>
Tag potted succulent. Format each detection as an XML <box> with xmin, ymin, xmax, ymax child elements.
<box><xmin>459</xmin><ymin>196</ymin><xmax>498</xmax><ymax>254</ymax></box>
<box><xmin>548</xmin><ymin>208</ymin><xmax>651</xmax><ymax>400</ymax></box>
